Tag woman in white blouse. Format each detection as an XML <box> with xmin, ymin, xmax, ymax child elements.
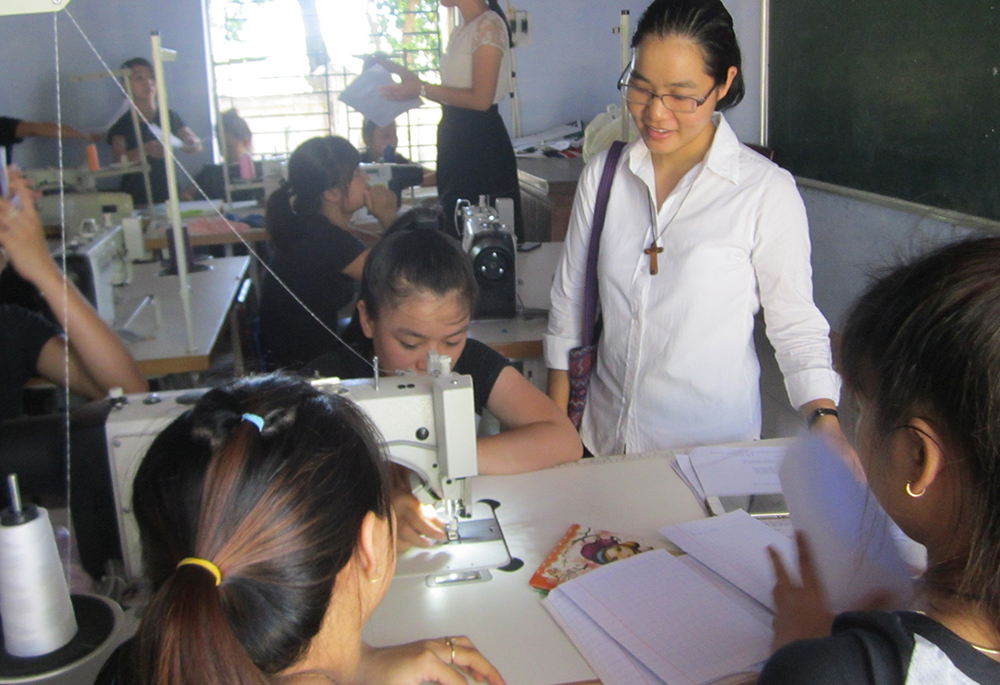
<box><xmin>546</xmin><ymin>0</ymin><xmax>848</xmax><ymax>457</ymax></box>
<box><xmin>379</xmin><ymin>0</ymin><xmax>522</xmax><ymax>241</ymax></box>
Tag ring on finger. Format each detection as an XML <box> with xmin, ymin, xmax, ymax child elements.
<box><xmin>445</xmin><ymin>637</ymin><xmax>456</xmax><ymax>664</ymax></box>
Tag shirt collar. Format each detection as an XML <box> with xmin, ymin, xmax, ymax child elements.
<box><xmin>624</xmin><ymin>112</ymin><xmax>742</xmax><ymax>186</ymax></box>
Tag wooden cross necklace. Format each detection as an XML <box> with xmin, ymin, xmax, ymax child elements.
<box><xmin>644</xmin><ymin>174</ymin><xmax>697</xmax><ymax>276</ymax></box>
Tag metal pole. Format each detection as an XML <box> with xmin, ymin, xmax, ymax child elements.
<box><xmin>151</xmin><ymin>31</ymin><xmax>196</xmax><ymax>353</ymax></box>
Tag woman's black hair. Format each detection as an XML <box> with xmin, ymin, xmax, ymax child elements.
<box><xmin>129</xmin><ymin>373</ymin><xmax>391</xmax><ymax>684</ymax></box>
<box><xmin>361</xmin><ymin>118</ymin><xmax>382</xmax><ymax>149</ymax></box>
<box><xmin>265</xmin><ymin>136</ymin><xmax>360</xmax><ymax>251</ymax></box>
<box><xmin>840</xmin><ymin>236</ymin><xmax>1000</xmax><ymax>634</ymax></box>
<box><xmin>358</xmin><ymin>208</ymin><xmax>478</xmax><ymax>321</ymax></box>
<box><xmin>631</xmin><ymin>0</ymin><xmax>745</xmax><ymax>110</ymax></box>
<box><xmin>221</xmin><ymin>109</ymin><xmax>252</xmax><ymax>142</ymax></box>
<box><xmin>486</xmin><ymin>0</ymin><xmax>514</xmax><ymax>48</ymax></box>
<box><xmin>121</xmin><ymin>56</ymin><xmax>154</xmax><ymax>73</ymax></box>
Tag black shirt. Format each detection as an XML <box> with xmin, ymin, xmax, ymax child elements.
<box><xmin>0</xmin><ymin>116</ymin><xmax>23</xmax><ymax>164</ymax></box>
<box><xmin>258</xmin><ymin>214</ymin><xmax>366</xmax><ymax>370</ymax></box>
<box><xmin>303</xmin><ymin>338</ymin><xmax>510</xmax><ymax>415</ymax></box>
<box><xmin>759</xmin><ymin>610</ymin><xmax>1000</xmax><ymax>684</ymax></box>
<box><xmin>0</xmin><ymin>305</ymin><xmax>60</xmax><ymax>420</ymax></box>
<box><xmin>106</xmin><ymin>109</ymin><xmax>186</xmax><ymax>205</ymax></box>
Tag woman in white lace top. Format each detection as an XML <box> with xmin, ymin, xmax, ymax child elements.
<box><xmin>378</xmin><ymin>0</ymin><xmax>523</xmax><ymax>241</ymax></box>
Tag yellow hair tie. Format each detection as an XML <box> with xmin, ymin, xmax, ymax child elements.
<box><xmin>176</xmin><ymin>557</ymin><xmax>223</xmax><ymax>586</ymax></box>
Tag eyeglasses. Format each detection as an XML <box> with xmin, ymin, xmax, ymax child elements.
<box><xmin>617</xmin><ymin>67</ymin><xmax>716</xmax><ymax>114</ymax></box>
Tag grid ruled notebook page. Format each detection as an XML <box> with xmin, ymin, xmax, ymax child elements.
<box><xmin>544</xmin><ymin>589</ymin><xmax>666</xmax><ymax>685</ymax></box>
<box><xmin>551</xmin><ymin>550</ymin><xmax>772</xmax><ymax>685</ymax></box>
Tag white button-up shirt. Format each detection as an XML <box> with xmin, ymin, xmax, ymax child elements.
<box><xmin>545</xmin><ymin>115</ymin><xmax>841</xmax><ymax>455</ymax></box>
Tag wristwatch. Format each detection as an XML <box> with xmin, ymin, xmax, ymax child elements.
<box><xmin>807</xmin><ymin>406</ymin><xmax>839</xmax><ymax>428</ymax></box>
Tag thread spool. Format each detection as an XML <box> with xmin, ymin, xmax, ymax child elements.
<box><xmin>85</xmin><ymin>144</ymin><xmax>100</xmax><ymax>172</ymax></box>
<box><xmin>0</xmin><ymin>474</ymin><xmax>78</xmax><ymax>658</ymax></box>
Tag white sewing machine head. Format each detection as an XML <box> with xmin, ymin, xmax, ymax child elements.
<box><xmin>311</xmin><ymin>354</ymin><xmax>479</xmax><ymax>538</ymax></box>
<box><xmin>104</xmin><ymin>354</ymin><xmax>508</xmax><ymax>582</ymax></box>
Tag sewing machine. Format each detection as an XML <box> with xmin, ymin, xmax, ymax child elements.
<box><xmin>50</xmin><ymin>224</ymin><xmax>127</xmax><ymax>325</ymax></box>
<box><xmin>103</xmin><ymin>354</ymin><xmax>510</xmax><ymax>583</ymax></box>
<box><xmin>458</xmin><ymin>196</ymin><xmax>518</xmax><ymax>319</ymax></box>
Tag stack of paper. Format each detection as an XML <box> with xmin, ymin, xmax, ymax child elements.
<box><xmin>660</xmin><ymin>510</ymin><xmax>795</xmax><ymax>611</ymax></box>
<box><xmin>543</xmin><ymin>549</ymin><xmax>772</xmax><ymax>685</ymax></box>
<box><xmin>672</xmin><ymin>444</ymin><xmax>787</xmax><ymax>501</ymax></box>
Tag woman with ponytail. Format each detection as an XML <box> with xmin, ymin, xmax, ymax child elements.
<box><xmin>376</xmin><ymin>0</ymin><xmax>523</xmax><ymax>241</ymax></box>
<box><xmin>96</xmin><ymin>373</ymin><xmax>505</xmax><ymax>684</ymax></box>
<box><xmin>259</xmin><ymin>136</ymin><xmax>398</xmax><ymax>370</ymax></box>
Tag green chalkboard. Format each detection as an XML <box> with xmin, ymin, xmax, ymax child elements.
<box><xmin>768</xmin><ymin>1</ymin><xmax>1000</xmax><ymax>222</ymax></box>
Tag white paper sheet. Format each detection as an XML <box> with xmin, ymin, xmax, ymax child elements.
<box><xmin>339</xmin><ymin>64</ymin><xmax>422</xmax><ymax>127</ymax></box>
<box><xmin>779</xmin><ymin>435</ymin><xmax>915</xmax><ymax>611</ymax></box>
<box><xmin>671</xmin><ymin>453</ymin><xmax>706</xmax><ymax>499</ymax></box>
<box><xmin>550</xmin><ymin>550</ymin><xmax>772</xmax><ymax>685</ymax></box>
<box><xmin>660</xmin><ymin>510</ymin><xmax>796</xmax><ymax>610</ymax></box>
<box><xmin>688</xmin><ymin>445</ymin><xmax>787</xmax><ymax>497</ymax></box>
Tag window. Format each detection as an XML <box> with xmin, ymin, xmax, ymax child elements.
<box><xmin>205</xmin><ymin>0</ymin><xmax>445</xmax><ymax>165</ymax></box>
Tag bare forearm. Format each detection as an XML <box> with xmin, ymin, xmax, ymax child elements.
<box><xmin>33</xmin><ymin>267</ymin><xmax>147</xmax><ymax>395</ymax></box>
<box><xmin>476</xmin><ymin>420</ymin><xmax>582</xmax><ymax>475</ymax></box>
<box><xmin>16</xmin><ymin>121</ymin><xmax>89</xmax><ymax>141</ymax></box>
<box><xmin>547</xmin><ymin>368</ymin><xmax>570</xmax><ymax>412</ymax></box>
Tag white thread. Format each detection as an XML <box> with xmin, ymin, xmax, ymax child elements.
<box><xmin>0</xmin><ymin>507</ymin><xmax>78</xmax><ymax>657</ymax></box>
<box><xmin>53</xmin><ymin>9</ymin><xmax>76</xmax><ymax>593</ymax></box>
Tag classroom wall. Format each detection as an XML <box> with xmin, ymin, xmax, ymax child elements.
<box><xmin>0</xmin><ymin>0</ymin><xmax>214</xmax><ymax>175</ymax></box>
<box><xmin>802</xmin><ymin>182</ymin><xmax>984</xmax><ymax>330</ymax></box>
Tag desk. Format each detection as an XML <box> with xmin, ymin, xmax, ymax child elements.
<box><xmin>468</xmin><ymin>316</ymin><xmax>547</xmax><ymax>360</ymax></box>
<box><xmin>117</xmin><ymin>257</ymin><xmax>249</xmax><ymax>376</ymax></box>
<box><xmin>143</xmin><ymin>218</ymin><xmax>268</xmax><ymax>252</ymax></box>
<box><xmin>518</xmin><ymin>158</ymin><xmax>585</xmax><ymax>242</ymax></box>
<box><xmin>364</xmin><ymin>448</ymin><xmax>715</xmax><ymax>685</ymax></box>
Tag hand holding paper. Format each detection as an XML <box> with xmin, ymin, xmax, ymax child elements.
<box><xmin>340</xmin><ymin>64</ymin><xmax>421</xmax><ymax>128</ymax></box>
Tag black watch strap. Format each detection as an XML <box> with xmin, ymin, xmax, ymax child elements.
<box><xmin>807</xmin><ymin>407</ymin><xmax>839</xmax><ymax>428</ymax></box>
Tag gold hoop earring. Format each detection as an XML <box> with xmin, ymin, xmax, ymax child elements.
<box><xmin>905</xmin><ymin>481</ymin><xmax>925</xmax><ymax>498</ymax></box>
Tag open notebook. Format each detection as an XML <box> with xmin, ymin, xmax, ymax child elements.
<box><xmin>543</xmin><ymin>550</ymin><xmax>772</xmax><ymax>685</ymax></box>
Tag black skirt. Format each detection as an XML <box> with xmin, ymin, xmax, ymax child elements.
<box><xmin>437</xmin><ymin>104</ymin><xmax>523</xmax><ymax>241</ymax></box>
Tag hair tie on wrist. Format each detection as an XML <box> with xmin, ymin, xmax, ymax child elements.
<box><xmin>242</xmin><ymin>413</ymin><xmax>265</xmax><ymax>431</ymax></box>
<box><xmin>176</xmin><ymin>557</ymin><xmax>223</xmax><ymax>586</ymax></box>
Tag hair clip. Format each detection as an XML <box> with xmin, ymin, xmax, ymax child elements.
<box><xmin>242</xmin><ymin>413</ymin><xmax>265</xmax><ymax>431</ymax></box>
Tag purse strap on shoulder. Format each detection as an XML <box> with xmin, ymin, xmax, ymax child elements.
<box><xmin>581</xmin><ymin>139</ymin><xmax>626</xmax><ymax>346</ymax></box>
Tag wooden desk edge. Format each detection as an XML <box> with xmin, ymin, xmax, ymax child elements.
<box><xmin>486</xmin><ymin>339</ymin><xmax>543</xmax><ymax>360</ymax></box>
